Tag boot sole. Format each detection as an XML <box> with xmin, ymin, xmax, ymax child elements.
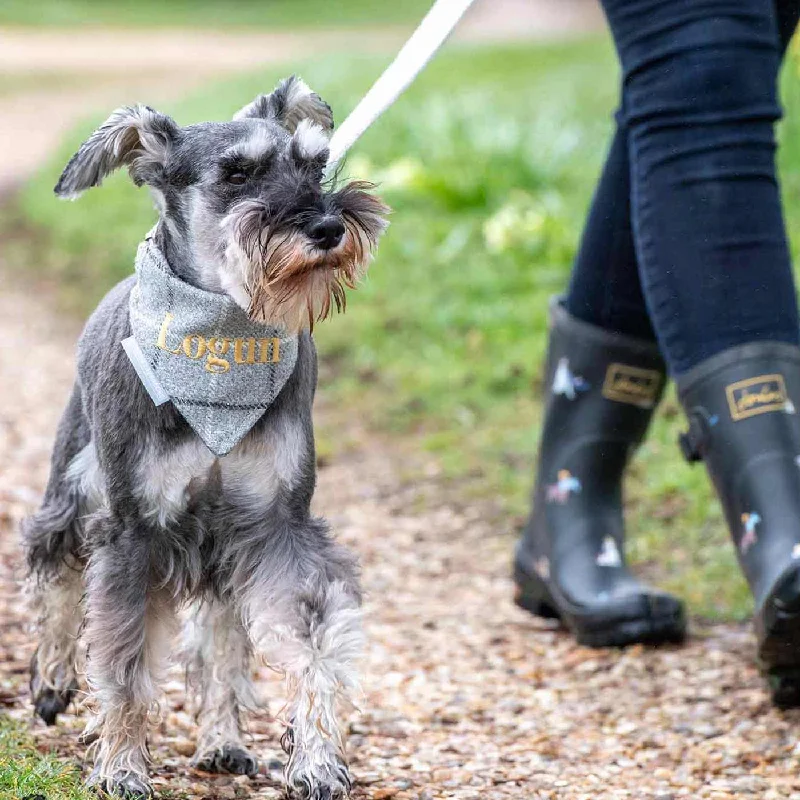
<box><xmin>514</xmin><ymin>561</ymin><xmax>686</xmax><ymax>648</ymax></box>
<box><xmin>757</xmin><ymin>563</ymin><xmax>800</xmax><ymax>708</ymax></box>
<box><xmin>759</xmin><ymin>617</ymin><xmax>800</xmax><ymax>708</ymax></box>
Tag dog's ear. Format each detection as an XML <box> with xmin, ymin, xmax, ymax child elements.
<box><xmin>55</xmin><ymin>105</ymin><xmax>180</xmax><ymax>199</ymax></box>
<box><xmin>233</xmin><ymin>75</ymin><xmax>334</xmax><ymax>134</ymax></box>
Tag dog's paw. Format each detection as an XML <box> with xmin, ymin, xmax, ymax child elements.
<box><xmin>29</xmin><ymin>651</ymin><xmax>78</xmax><ymax>725</ymax></box>
<box><xmin>87</xmin><ymin>768</ymin><xmax>153</xmax><ymax>799</ymax></box>
<box><xmin>287</xmin><ymin>775</ymin><xmax>350</xmax><ymax>800</ymax></box>
<box><xmin>286</xmin><ymin>753</ymin><xmax>352</xmax><ymax>800</ymax></box>
<box><xmin>193</xmin><ymin>743</ymin><xmax>259</xmax><ymax>777</ymax></box>
<box><xmin>32</xmin><ymin>684</ymin><xmax>77</xmax><ymax>726</ymax></box>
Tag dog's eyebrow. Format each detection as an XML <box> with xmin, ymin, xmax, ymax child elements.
<box><xmin>293</xmin><ymin>120</ymin><xmax>330</xmax><ymax>160</ymax></box>
<box><xmin>224</xmin><ymin>128</ymin><xmax>277</xmax><ymax>163</ymax></box>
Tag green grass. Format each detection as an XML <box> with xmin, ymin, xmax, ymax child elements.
<box><xmin>0</xmin><ymin>715</ymin><xmax>91</xmax><ymax>800</ymax></box>
<box><xmin>0</xmin><ymin>0</ymin><xmax>432</xmax><ymax>29</ymax></box>
<box><xmin>14</xmin><ymin>38</ymin><xmax>800</xmax><ymax>620</ymax></box>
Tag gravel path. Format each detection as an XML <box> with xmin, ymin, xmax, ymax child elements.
<box><xmin>2</xmin><ymin>287</ymin><xmax>800</xmax><ymax>800</ymax></box>
<box><xmin>3</xmin><ymin>6</ymin><xmax>800</xmax><ymax>800</ymax></box>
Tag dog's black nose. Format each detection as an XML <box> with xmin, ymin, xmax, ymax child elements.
<box><xmin>308</xmin><ymin>216</ymin><xmax>345</xmax><ymax>250</ymax></box>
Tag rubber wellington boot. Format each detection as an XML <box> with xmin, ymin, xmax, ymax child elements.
<box><xmin>514</xmin><ymin>300</ymin><xmax>686</xmax><ymax>647</ymax></box>
<box><xmin>678</xmin><ymin>342</ymin><xmax>800</xmax><ymax>707</ymax></box>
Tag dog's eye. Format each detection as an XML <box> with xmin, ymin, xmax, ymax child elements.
<box><xmin>227</xmin><ymin>172</ymin><xmax>248</xmax><ymax>186</ymax></box>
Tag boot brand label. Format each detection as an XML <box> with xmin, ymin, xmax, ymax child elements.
<box><xmin>601</xmin><ymin>364</ymin><xmax>661</xmax><ymax>408</ymax></box>
<box><xmin>155</xmin><ymin>312</ymin><xmax>281</xmax><ymax>374</ymax></box>
<box><xmin>726</xmin><ymin>374</ymin><xmax>788</xmax><ymax>421</ymax></box>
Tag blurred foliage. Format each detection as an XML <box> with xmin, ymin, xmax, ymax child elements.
<box><xmin>0</xmin><ymin>0</ymin><xmax>432</xmax><ymax>29</ymax></box>
<box><xmin>14</xmin><ymin>38</ymin><xmax>800</xmax><ymax>619</ymax></box>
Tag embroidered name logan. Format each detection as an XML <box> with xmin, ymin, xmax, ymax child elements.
<box><xmin>156</xmin><ymin>312</ymin><xmax>281</xmax><ymax>374</ymax></box>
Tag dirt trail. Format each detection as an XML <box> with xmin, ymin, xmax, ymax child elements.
<box><xmin>3</xmin><ymin>5</ymin><xmax>800</xmax><ymax>800</ymax></box>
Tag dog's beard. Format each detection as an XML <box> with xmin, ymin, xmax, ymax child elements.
<box><xmin>223</xmin><ymin>183</ymin><xmax>389</xmax><ymax>332</ymax></box>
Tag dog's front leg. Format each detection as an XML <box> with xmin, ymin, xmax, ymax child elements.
<box><xmin>272</xmin><ymin>576</ymin><xmax>362</xmax><ymax>800</ymax></box>
<box><xmin>240</xmin><ymin>524</ymin><xmax>363</xmax><ymax>800</ymax></box>
<box><xmin>186</xmin><ymin>600</ymin><xmax>260</xmax><ymax>777</ymax></box>
<box><xmin>82</xmin><ymin>532</ymin><xmax>177</xmax><ymax>799</ymax></box>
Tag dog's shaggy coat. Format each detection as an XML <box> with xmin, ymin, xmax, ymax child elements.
<box><xmin>23</xmin><ymin>76</ymin><xmax>388</xmax><ymax>800</ymax></box>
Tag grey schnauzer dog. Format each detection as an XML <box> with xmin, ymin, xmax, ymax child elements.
<box><xmin>23</xmin><ymin>76</ymin><xmax>388</xmax><ymax>799</ymax></box>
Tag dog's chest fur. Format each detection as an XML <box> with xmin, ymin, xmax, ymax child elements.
<box><xmin>69</xmin><ymin>416</ymin><xmax>306</xmax><ymax>527</ymax></box>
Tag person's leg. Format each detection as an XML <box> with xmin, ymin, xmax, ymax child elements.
<box><xmin>565</xmin><ymin>0</ymin><xmax>800</xmax><ymax>343</ymax></box>
<box><xmin>515</xmin><ymin>77</ymin><xmax>680</xmax><ymax>650</ymax></box>
<box><xmin>564</xmin><ymin>125</ymin><xmax>655</xmax><ymax>340</ymax></box>
<box><xmin>610</xmin><ymin>0</ymin><xmax>798</xmax><ymax>372</ymax></box>
<box><xmin>516</xmin><ymin>0</ymin><xmax>800</xmax><ymax>654</ymax></box>
<box><xmin>600</xmin><ymin>0</ymin><xmax>800</xmax><ymax>705</ymax></box>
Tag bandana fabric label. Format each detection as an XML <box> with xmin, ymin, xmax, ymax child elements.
<box><xmin>128</xmin><ymin>237</ymin><xmax>299</xmax><ymax>456</ymax></box>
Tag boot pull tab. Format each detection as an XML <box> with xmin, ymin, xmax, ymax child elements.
<box><xmin>679</xmin><ymin>412</ymin><xmax>708</xmax><ymax>463</ymax></box>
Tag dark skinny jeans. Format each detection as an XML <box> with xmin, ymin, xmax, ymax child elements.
<box><xmin>566</xmin><ymin>0</ymin><xmax>800</xmax><ymax>374</ymax></box>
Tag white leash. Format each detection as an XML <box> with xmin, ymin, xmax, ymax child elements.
<box><xmin>325</xmin><ymin>0</ymin><xmax>479</xmax><ymax>176</ymax></box>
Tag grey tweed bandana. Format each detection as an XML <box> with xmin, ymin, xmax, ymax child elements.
<box><xmin>127</xmin><ymin>236</ymin><xmax>298</xmax><ymax>456</ymax></box>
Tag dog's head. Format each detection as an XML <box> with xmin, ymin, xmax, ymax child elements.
<box><xmin>56</xmin><ymin>76</ymin><xmax>389</xmax><ymax>331</ymax></box>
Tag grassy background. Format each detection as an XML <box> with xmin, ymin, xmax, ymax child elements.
<box><xmin>0</xmin><ymin>715</ymin><xmax>91</xmax><ymax>799</ymax></box>
<box><xmin>0</xmin><ymin>0</ymin><xmax>432</xmax><ymax>29</ymax></box>
<box><xmin>9</xmin><ymin>39</ymin><xmax>800</xmax><ymax>620</ymax></box>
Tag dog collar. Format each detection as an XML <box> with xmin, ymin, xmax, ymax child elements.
<box><xmin>126</xmin><ymin>236</ymin><xmax>299</xmax><ymax>456</ymax></box>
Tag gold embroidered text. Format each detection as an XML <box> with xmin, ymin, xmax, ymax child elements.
<box><xmin>155</xmin><ymin>312</ymin><xmax>281</xmax><ymax>374</ymax></box>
